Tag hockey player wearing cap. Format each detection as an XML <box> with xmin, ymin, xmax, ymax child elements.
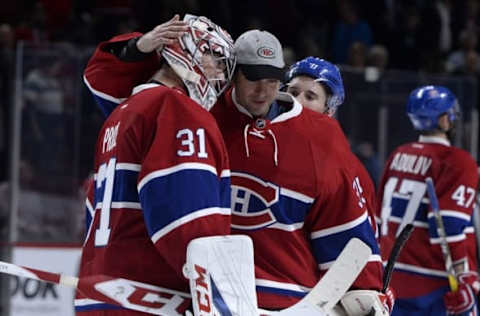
<box><xmin>376</xmin><ymin>85</ymin><xmax>479</xmax><ymax>315</ymax></box>
<box><xmin>81</xmin><ymin>19</ymin><xmax>386</xmax><ymax>314</ymax></box>
<box><xmin>75</xmin><ymin>14</ymin><xmax>235</xmax><ymax>315</ymax></box>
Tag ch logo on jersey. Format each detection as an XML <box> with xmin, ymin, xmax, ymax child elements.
<box><xmin>230</xmin><ymin>172</ymin><xmax>278</xmax><ymax>230</ymax></box>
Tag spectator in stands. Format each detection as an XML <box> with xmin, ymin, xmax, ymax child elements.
<box><xmin>331</xmin><ymin>0</ymin><xmax>373</xmax><ymax>64</ymax></box>
<box><xmin>23</xmin><ymin>57</ymin><xmax>70</xmax><ymax>191</ymax></box>
<box><xmin>347</xmin><ymin>41</ymin><xmax>367</xmax><ymax>70</ymax></box>
<box><xmin>464</xmin><ymin>49</ymin><xmax>480</xmax><ymax>75</ymax></box>
<box><xmin>367</xmin><ymin>44</ymin><xmax>389</xmax><ymax>71</ymax></box>
<box><xmin>446</xmin><ymin>29</ymin><xmax>480</xmax><ymax>74</ymax></box>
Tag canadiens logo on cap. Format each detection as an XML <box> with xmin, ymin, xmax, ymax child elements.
<box><xmin>257</xmin><ymin>47</ymin><xmax>275</xmax><ymax>59</ymax></box>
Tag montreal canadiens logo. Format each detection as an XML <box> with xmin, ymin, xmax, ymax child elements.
<box><xmin>230</xmin><ymin>172</ymin><xmax>278</xmax><ymax>230</ymax></box>
<box><xmin>257</xmin><ymin>47</ymin><xmax>275</xmax><ymax>59</ymax></box>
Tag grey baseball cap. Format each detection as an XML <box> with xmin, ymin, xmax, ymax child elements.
<box><xmin>234</xmin><ymin>30</ymin><xmax>285</xmax><ymax>81</ymax></box>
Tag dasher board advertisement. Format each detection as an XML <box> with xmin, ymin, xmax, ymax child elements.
<box><xmin>11</xmin><ymin>244</ymin><xmax>81</xmax><ymax>316</ymax></box>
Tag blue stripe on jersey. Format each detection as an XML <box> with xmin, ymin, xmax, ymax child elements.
<box><xmin>394</xmin><ymin>287</ymin><xmax>447</xmax><ymax>315</ymax></box>
<box><xmin>220</xmin><ymin>176</ymin><xmax>231</xmax><ymax>212</ymax></box>
<box><xmin>85</xmin><ymin>207</ymin><xmax>92</xmax><ymax>236</ymax></box>
<box><xmin>311</xmin><ymin>219</ymin><xmax>379</xmax><ymax>264</ymax></box>
<box><xmin>113</xmin><ymin>169</ymin><xmax>140</xmax><ymax>202</ymax></box>
<box><xmin>427</xmin><ymin>215</ymin><xmax>471</xmax><ymax>238</ymax></box>
<box><xmin>391</xmin><ymin>197</ymin><xmax>429</xmax><ymax>222</ymax></box>
<box><xmin>95</xmin><ymin>169</ymin><xmax>139</xmax><ymax>207</ymax></box>
<box><xmin>75</xmin><ymin>303</ymin><xmax>123</xmax><ymax>312</ymax></box>
<box><xmin>256</xmin><ymin>285</ymin><xmax>307</xmax><ymax>298</ymax></box>
<box><xmin>93</xmin><ymin>94</ymin><xmax>118</xmax><ymax>117</ymax></box>
<box><xmin>140</xmin><ymin>168</ymin><xmax>230</xmax><ymax>238</ymax></box>
<box><xmin>274</xmin><ymin>195</ymin><xmax>311</xmax><ymax>224</ymax></box>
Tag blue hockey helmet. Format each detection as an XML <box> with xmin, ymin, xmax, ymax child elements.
<box><xmin>406</xmin><ymin>85</ymin><xmax>460</xmax><ymax>131</ymax></box>
<box><xmin>285</xmin><ymin>56</ymin><xmax>345</xmax><ymax>108</ymax></box>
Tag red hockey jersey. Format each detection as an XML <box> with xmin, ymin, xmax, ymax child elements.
<box><xmin>211</xmin><ymin>90</ymin><xmax>384</xmax><ymax>309</ymax></box>
<box><xmin>376</xmin><ymin>135</ymin><xmax>478</xmax><ymax>303</ymax></box>
<box><xmin>75</xmin><ymin>84</ymin><xmax>231</xmax><ymax>312</ymax></box>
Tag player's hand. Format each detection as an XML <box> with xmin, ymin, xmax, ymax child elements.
<box><xmin>382</xmin><ymin>286</ymin><xmax>395</xmax><ymax>314</ymax></box>
<box><xmin>443</xmin><ymin>272</ymin><xmax>480</xmax><ymax>315</ymax></box>
<box><xmin>340</xmin><ymin>288</ymin><xmax>395</xmax><ymax>315</ymax></box>
<box><xmin>136</xmin><ymin>14</ymin><xmax>188</xmax><ymax>53</ymax></box>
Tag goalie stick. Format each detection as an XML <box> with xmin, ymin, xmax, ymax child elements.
<box><xmin>0</xmin><ymin>261</ymin><xmax>191</xmax><ymax>315</ymax></box>
<box><xmin>425</xmin><ymin>177</ymin><xmax>458</xmax><ymax>292</ymax></box>
<box><xmin>274</xmin><ymin>237</ymin><xmax>372</xmax><ymax>316</ymax></box>
<box><xmin>382</xmin><ymin>223</ymin><xmax>414</xmax><ymax>292</ymax></box>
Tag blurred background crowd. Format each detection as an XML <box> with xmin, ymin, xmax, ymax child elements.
<box><xmin>2</xmin><ymin>0</ymin><xmax>480</xmax><ymax>71</ymax></box>
<box><xmin>0</xmin><ymin>0</ymin><xmax>479</xmax><ymax>243</ymax></box>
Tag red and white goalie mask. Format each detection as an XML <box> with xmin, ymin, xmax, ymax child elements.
<box><xmin>162</xmin><ymin>14</ymin><xmax>236</xmax><ymax>111</ymax></box>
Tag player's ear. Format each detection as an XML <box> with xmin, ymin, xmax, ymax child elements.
<box><xmin>437</xmin><ymin>113</ymin><xmax>450</xmax><ymax>132</ymax></box>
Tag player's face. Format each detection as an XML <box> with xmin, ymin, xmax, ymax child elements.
<box><xmin>287</xmin><ymin>76</ymin><xmax>328</xmax><ymax>114</ymax></box>
<box><xmin>201</xmin><ymin>53</ymin><xmax>227</xmax><ymax>81</ymax></box>
<box><xmin>234</xmin><ymin>70</ymin><xmax>280</xmax><ymax>117</ymax></box>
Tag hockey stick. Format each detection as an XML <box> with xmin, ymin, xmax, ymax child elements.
<box><xmin>275</xmin><ymin>237</ymin><xmax>372</xmax><ymax>316</ymax></box>
<box><xmin>382</xmin><ymin>223</ymin><xmax>414</xmax><ymax>292</ymax></box>
<box><xmin>425</xmin><ymin>177</ymin><xmax>458</xmax><ymax>292</ymax></box>
<box><xmin>0</xmin><ymin>261</ymin><xmax>191</xmax><ymax>315</ymax></box>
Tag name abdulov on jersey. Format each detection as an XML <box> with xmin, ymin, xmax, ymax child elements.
<box><xmin>389</xmin><ymin>152</ymin><xmax>432</xmax><ymax>175</ymax></box>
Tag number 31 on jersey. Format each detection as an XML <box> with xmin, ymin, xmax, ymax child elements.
<box><xmin>177</xmin><ymin>128</ymin><xmax>208</xmax><ymax>158</ymax></box>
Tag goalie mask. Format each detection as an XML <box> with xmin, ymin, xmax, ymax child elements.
<box><xmin>161</xmin><ymin>14</ymin><xmax>236</xmax><ymax>111</ymax></box>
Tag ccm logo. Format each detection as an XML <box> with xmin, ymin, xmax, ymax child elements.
<box><xmin>194</xmin><ymin>264</ymin><xmax>211</xmax><ymax>314</ymax></box>
<box><xmin>257</xmin><ymin>47</ymin><xmax>275</xmax><ymax>58</ymax></box>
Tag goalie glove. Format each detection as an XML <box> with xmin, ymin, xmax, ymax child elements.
<box><xmin>339</xmin><ymin>288</ymin><xmax>395</xmax><ymax>315</ymax></box>
<box><xmin>443</xmin><ymin>272</ymin><xmax>480</xmax><ymax>315</ymax></box>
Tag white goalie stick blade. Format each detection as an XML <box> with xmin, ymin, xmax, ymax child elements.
<box><xmin>0</xmin><ymin>260</ymin><xmax>191</xmax><ymax>315</ymax></box>
<box><xmin>184</xmin><ymin>235</ymin><xmax>258</xmax><ymax>316</ymax></box>
<box><xmin>273</xmin><ymin>238</ymin><xmax>372</xmax><ymax>316</ymax></box>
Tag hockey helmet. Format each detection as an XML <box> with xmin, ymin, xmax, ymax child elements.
<box><xmin>285</xmin><ymin>57</ymin><xmax>345</xmax><ymax>109</ymax></box>
<box><xmin>162</xmin><ymin>14</ymin><xmax>236</xmax><ymax>111</ymax></box>
<box><xmin>406</xmin><ymin>85</ymin><xmax>460</xmax><ymax>131</ymax></box>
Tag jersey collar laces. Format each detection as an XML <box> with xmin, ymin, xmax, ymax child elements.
<box><xmin>243</xmin><ymin>122</ymin><xmax>279</xmax><ymax>166</ymax></box>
